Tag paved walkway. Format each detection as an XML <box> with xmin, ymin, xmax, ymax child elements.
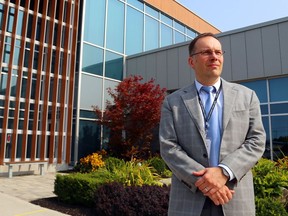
<box><xmin>0</xmin><ymin>173</ymin><xmax>69</xmax><ymax>216</ymax></box>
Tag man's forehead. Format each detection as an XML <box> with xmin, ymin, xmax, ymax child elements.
<box><xmin>195</xmin><ymin>36</ymin><xmax>222</xmax><ymax>48</ymax></box>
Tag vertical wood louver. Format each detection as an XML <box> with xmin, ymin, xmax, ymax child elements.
<box><xmin>0</xmin><ymin>0</ymin><xmax>80</xmax><ymax>165</ymax></box>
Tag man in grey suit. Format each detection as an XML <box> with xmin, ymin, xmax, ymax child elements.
<box><xmin>159</xmin><ymin>33</ymin><xmax>266</xmax><ymax>216</ymax></box>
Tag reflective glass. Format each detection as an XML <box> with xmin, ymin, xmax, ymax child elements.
<box><xmin>78</xmin><ymin>120</ymin><xmax>101</xmax><ymax>159</ymax></box>
<box><xmin>145</xmin><ymin>16</ymin><xmax>159</xmax><ymax>51</ymax></box>
<box><xmin>14</xmin><ymin>39</ymin><xmax>21</xmax><ymax>65</ymax></box>
<box><xmin>269</xmin><ymin>77</ymin><xmax>288</xmax><ymax>102</ymax></box>
<box><xmin>7</xmin><ymin>7</ymin><xmax>14</xmax><ymax>33</ymax></box>
<box><xmin>126</xmin><ymin>6</ymin><xmax>143</xmax><ymax>55</ymax></box>
<box><xmin>161</xmin><ymin>24</ymin><xmax>172</xmax><ymax>47</ymax></box>
<box><xmin>82</xmin><ymin>43</ymin><xmax>103</xmax><ymax>76</ymax></box>
<box><xmin>0</xmin><ymin>4</ymin><xmax>3</xmax><ymax>28</ymax></box>
<box><xmin>260</xmin><ymin>104</ymin><xmax>268</xmax><ymax>115</ymax></box>
<box><xmin>0</xmin><ymin>73</ymin><xmax>8</xmax><ymax>95</ymax></box>
<box><xmin>127</xmin><ymin>0</ymin><xmax>143</xmax><ymax>10</ymax></box>
<box><xmin>271</xmin><ymin>115</ymin><xmax>288</xmax><ymax>159</ymax></box>
<box><xmin>175</xmin><ymin>31</ymin><xmax>185</xmax><ymax>43</ymax></box>
<box><xmin>11</xmin><ymin>69</ymin><xmax>17</xmax><ymax>97</ymax></box>
<box><xmin>80</xmin><ymin>110</ymin><xmax>97</xmax><ymax>119</ymax></box>
<box><xmin>3</xmin><ymin>37</ymin><xmax>11</xmax><ymax>64</ymax></box>
<box><xmin>80</xmin><ymin>74</ymin><xmax>103</xmax><ymax>109</ymax></box>
<box><xmin>106</xmin><ymin>0</ymin><xmax>124</xmax><ymax>53</ymax></box>
<box><xmin>187</xmin><ymin>28</ymin><xmax>196</xmax><ymax>39</ymax></box>
<box><xmin>145</xmin><ymin>5</ymin><xmax>158</xmax><ymax>19</ymax></box>
<box><xmin>270</xmin><ymin>103</ymin><xmax>288</xmax><ymax>114</ymax></box>
<box><xmin>240</xmin><ymin>80</ymin><xmax>268</xmax><ymax>103</ymax></box>
<box><xmin>174</xmin><ymin>20</ymin><xmax>185</xmax><ymax>33</ymax></box>
<box><xmin>261</xmin><ymin>116</ymin><xmax>271</xmax><ymax>159</ymax></box>
<box><xmin>17</xmin><ymin>10</ymin><xmax>24</xmax><ymax>36</ymax></box>
<box><xmin>104</xmin><ymin>79</ymin><xmax>119</xmax><ymax>104</ymax></box>
<box><xmin>16</xmin><ymin>134</ymin><xmax>23</xmax><ymax>158</ymax></box>
<box><xmin>105</xmin><ymin>51</ymin><xmax>123</xmax><ymax>80</ymax></box>
<box><xmin>84</xmin><ymin>0</ymin><xmax>105</xmax><ymax>46</ymax></box>
<box><xmin>161</xmin><ymin>13</ymin><xmax>172</xmax><ymax>26</ymax></box>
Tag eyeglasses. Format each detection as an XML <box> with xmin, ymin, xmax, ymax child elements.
<box><xmin>191</xmin><ymin>49</ymin><xmax>225</xmax><ymax>57</ymax></box>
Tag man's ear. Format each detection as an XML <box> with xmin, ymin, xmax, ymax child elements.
<box><xmin>188</xmin><ymin>56</ymin><xmax>194</xmax><ymax>68</ymax></box>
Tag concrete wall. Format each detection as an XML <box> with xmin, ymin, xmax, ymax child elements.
<box><xmin>126</xmin><ymin>17</ymin><xmax>288</xmax><ymax>90</ymax></box>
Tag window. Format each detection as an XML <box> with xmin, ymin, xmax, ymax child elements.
<box><xmin>145</xmin><ymin>16</ymin><xmax>158</xmax><ymax>51</ymax></box>
<box><xmin>106</xmin><ymin>0</ymin><xmax>124</xmax><ymax>53</ymax></box>
<box><xmin>105</xmin><ymin>51</ymin><xmax>123</xmax><ymax>80</ymax></box>
<box><xmin>84</xmin><ymin>0</ymin><xmax>105</xmax><ymax>46</ymax></box>
<box><xmin>82</xmin><ymin>43</ymin><xmax>103</xmax><ymax>76</ymax></box>
<box><xmin>126</xmin><ymin>6</ymin><xmax>143</xmax><ymax>55</ymax></box>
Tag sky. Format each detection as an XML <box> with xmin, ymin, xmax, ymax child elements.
<box><xmin>177</xmin><ymin>0</ymin><xmax>288</xmax><ymax>32</ymax></box>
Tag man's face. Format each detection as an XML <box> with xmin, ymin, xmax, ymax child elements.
<box><xmin>188</xmin><ymin>36</ymin><xmax>224</xmax><ymax>85</ymax></box>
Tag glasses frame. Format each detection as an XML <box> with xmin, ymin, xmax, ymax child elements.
<box><xmin>191</xmin><ymin>49</ymin><xmax>225</xmax><ymax>57</ymax></box>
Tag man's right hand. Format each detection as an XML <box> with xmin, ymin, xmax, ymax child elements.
<box><xmin>207</xmin><ymin>185</ymin><xmax>234</xmax><ymax>205</ymax></box>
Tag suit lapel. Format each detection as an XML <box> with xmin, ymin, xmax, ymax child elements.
<box><xmin>222</xmin><ymin>80</ymin><xmax>237</xmax><ymax>131</ymax></box>
<box><xmin>180</xmin><ymin>84</ymin><xmax>206</xmax><ymax>139</ymax></box>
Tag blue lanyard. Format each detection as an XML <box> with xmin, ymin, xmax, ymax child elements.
<box><xmin>197</xmin><ymin>83</ymin><xmax>222</xmax><ymax>130</ymax></box>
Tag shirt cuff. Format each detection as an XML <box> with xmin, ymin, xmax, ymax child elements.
<box><xmin>218</xmin><ymin>164</ymin><xmax>235</xmax><ymax>181</ymax></box>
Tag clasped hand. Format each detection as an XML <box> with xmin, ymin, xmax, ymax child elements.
<box><xmin>193</xmin><ymin>167</ymin><xmax>235</xmax><ymax>205</ymax></box>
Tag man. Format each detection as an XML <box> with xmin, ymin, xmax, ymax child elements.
<box><xmin>159</xmin><ymin>33</ymin><xmax>266</xmax><ymax>216</ymax></box>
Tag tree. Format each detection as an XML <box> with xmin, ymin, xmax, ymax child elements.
<box><xmin>93</xmin><ymin>75</ymin><xmax>166</xmax><ymax>160</ymax></box>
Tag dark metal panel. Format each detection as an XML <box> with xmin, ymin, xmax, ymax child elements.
<box><xmin>218</xmin><ymin>36</ymin><xmax>232</xmax><ymax>81</ymax></box>
<box><xmin>245</xmin><ymin>29</ymin><xmax>265</xmax><ymax>79</ymax></box>
<box><xmin>262</xmin><ymin>25</ymin><xmax>282</xmax><ymax>76</ymax></box>
<box><xmin>145</xmin><ymin>53</ymin><xmax>157</xmax><ymax>81</ymax></box>
<box><xmin>155</xmin><ymin>52</ymin><xmax>167</xmax><ymax>88</ymax></box>
<box><xmin>178</xmin><ymin>45</ymin><xmax>194</xmax><ymax>88</ymax></box>
<box><xmin>230</xmin><ymin>33</ymin><xmax>247</xmax><ymax>81</ymax></box>
<box><xmin>167</xmin><ymin>48</ymin><xmax>179</xmax><ymax>90</ymax></box>
<box><xmin>278</xmin><ymin>22</ymin><xmax>288</xmax><ymax>74</ymax></box>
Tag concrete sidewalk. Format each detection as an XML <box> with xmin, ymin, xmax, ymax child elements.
<box><xmin>0</xmin><ymin>173</ymin><xmax>69</xmax><ymax>216</ymax></box>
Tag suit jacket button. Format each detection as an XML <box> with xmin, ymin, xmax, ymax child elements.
<box><xmin>203</xmin><ymin>153</ymin><xmax>208</xmax><ymax>158</ymax></box>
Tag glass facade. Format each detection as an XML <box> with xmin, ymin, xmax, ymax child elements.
<box><xmin>240</xmin><ymin>76</ymin><xmax>288</xmax><ymax>160</ymax></box>
<box><xmin>76</xmin><ymin>0</ymin><xmax>198</xmax><ymax>159</ymax></box>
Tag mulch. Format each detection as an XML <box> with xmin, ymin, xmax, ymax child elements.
<box><xmin>31</xmin><ymin>197</ymin><xmax>95</xmax><ymax>216</ymax></box>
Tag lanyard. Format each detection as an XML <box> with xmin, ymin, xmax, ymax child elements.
<box><xmin>197</xmin><ymin>83</ymin><xmax>222</xmax><ymax>130</ymax></box>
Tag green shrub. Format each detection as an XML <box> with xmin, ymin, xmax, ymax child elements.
<box><xmin>256</xmin><ymin>197</ymin><xmax>288</xmax><ymax>216</ymax></box>
<box><xmin>54</xmin><ymin>170</ymin><xmax>115</xmax><ymax>206</ymax></box>
<box><xmin>147</xmin><ymin>156</ymin><xmax>172</xmax><ymax>178</ymax></box>
<box><xmin>111</xmin><ymin>160</ymin><xmax>160</xmax><ymax>186</ymax></box>
<box><xmin>253</xmin><ymin>158</ymin><xmax>288</xmax><ymax>215</ymax></box>
<box><xmin>103</xmin><ymin>156</ymin><xmax>125</xmax><ymax>172</ymax></box>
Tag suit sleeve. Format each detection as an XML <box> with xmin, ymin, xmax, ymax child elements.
<box><xmin>159</xmin><ymin>97</ymin><xmax>205</xmax><ymax>192</ymax></box>
<box><xmin>220</xmin><ymin>90</ymin><xmax>266</xmax><ymax>182</ymax></box>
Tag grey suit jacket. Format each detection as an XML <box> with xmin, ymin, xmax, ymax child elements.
<box><xmin>159</xmin><ymin>79</ymin><xmax>266</xmax><ymax>216</ymax></box>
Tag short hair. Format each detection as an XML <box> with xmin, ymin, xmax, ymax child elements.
<box><xmin>188</xmin><ymin>33</ymin><xmax>219</xmax><ymax>56</ymax></box>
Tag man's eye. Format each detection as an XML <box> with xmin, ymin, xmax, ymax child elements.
<box><xmin>215</xmin><ymin>50</ymin><xmax>222</xmax><ymax>55</ymax></box>
<box><xmin>202</xmin><ymin>50</ymin><xmax>212</xmax><ymax>55</ymax></box>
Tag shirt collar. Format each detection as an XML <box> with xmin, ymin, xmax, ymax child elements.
<box><xmin>195</xmin><ymin>79</ymin><xmax>221</xmax><ymax>93</ymax></box>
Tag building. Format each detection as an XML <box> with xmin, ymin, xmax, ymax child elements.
<box><xmin>127</xmin><ymin>17</ymin><xmax>288</xmax><ymax>160</ymax></box>
<box><xmin>0</xmin><ymin>0</ymin><xmax>219</xmax><ymax>175</ymax></box>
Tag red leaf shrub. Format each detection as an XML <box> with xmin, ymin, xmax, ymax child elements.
<box><xmin>93</xmin><ymin>75</ymin><xmax>166</xmax><ymax>160</ymax></box>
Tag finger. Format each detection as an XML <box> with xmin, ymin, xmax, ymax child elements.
<box><xmin>193</xmin><ymin>169</ymin><xmax>206</xmax><ymax>176</ymax></box>
<box><xmin>195</xmin><ymin>178</ymin><xmax>205</xmax><ymax>187</ymax></box>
